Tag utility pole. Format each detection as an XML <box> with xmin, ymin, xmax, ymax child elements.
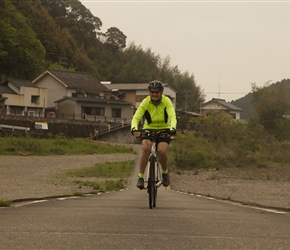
<box><xmin>218</xmin><ymin>74</ymin><xmax>221</xmax><ymax>99</ymax></box>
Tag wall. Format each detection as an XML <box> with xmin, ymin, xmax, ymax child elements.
<box><xmin>0</xmin><ymin>117</ymin><xmax>127</xmax><ymax>139</ymax></box>
<box><xmin>35</xmin><ymin>74</ymin><xmax>66</xmax><ymax>108</ymax></box>
<box><xmin>94</xmin><ymin>125</ymin><xmax>135</xmax><ymax>144</ymax></box>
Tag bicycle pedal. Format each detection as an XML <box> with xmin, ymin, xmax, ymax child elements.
<box><xmin>156</xmin><ymin>181</ymin><xmax>162</xmax><ymax>187</ymax></box>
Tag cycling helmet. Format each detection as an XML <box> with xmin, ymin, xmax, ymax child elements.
<box><xmin>148</xmin><ymin>80</ymin><xmax>164</xmax><ymax>91</ymax></box>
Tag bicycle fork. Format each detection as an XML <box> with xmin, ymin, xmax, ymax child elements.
<box><xmin>145</xmin><ymin>154</ymin><xmax>162</xmax><ymax>189</ymax></box>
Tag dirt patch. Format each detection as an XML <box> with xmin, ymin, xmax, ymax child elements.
<box><xmin>170</xmin><ymin>167</ymin><xmax>290</xmax><ymax>210</ymax></box>
<box><xmin>0</xmin><ymin>154</ymin><xmax>136</xmax><ymax>201</ymax></box>
<box><xmin>1</xmin><ymin>146</ymin><xmax>290</xmax><ymax>211</ymax></box>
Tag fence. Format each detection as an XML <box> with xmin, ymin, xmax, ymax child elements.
<box><xmin>0</xmin><ymin>116</ymin><xmax>130</xmax><ymax>139</ymax></box>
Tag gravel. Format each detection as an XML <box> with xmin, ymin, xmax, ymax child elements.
<box><xmin>170</xmin><ymin>169</ymin><xmax>290</xmax><ymax>211</ymax></box>
<box><xmin>0</xmin><ymin>154</ymin><xmax>135</xmax><ymax>201</ymax></box>
<box><xmin>1</xmin><ymin>146</ymin><xmax>289</xmax><ymax>211</ymax></box>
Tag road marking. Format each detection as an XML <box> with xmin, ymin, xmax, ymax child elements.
<box><xmin>13</xmin><ymin>200</ymin><xmax>48</xmax><ymax>207</ymax></box>
<box><xmin>173</xmin><ymin>190</ymin><xmax>288</xmax><ymax>214</ymax></box>
<box><xmin>10</xmin><ymin>189</ymin><xmax>125</xmax><ymax>208</ymax></box>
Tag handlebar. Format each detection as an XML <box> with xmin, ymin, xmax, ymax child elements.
<box><xmin>133</xmin><ymin>129</ymin><xmax>175</xmax><ymax>138</ymax></box>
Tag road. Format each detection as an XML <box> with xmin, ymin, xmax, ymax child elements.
<box><xmin>1</xmin><ymin>157</ymin><xmax>290</xmax><ymax>249</ymax></box>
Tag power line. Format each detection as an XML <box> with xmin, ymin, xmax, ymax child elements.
<box><xmin>205</xmin><ymin>92</ymin><xmax>249</xmax><ymax>94</ymax></box>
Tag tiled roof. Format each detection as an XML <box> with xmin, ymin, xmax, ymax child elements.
<box><xmin>0</xmin><ymin>85</ymin><xmax>17</xmax><ymax>94</ymax></box>
<box><xmin>8</xmin><ymin>79</ymin><xmax>36</xmax><ymax>88</ymax></box>
<box><xmin>0</xmin><ymin>79</ymin><xmax>36</xmax><ymax>94</ymax></box>
<box><xmin>55</xmin><ymin>96</ymin><xmax>132</xmax><ymax>106</ymax></box>
<box><xmin>104</xmin><ymin>83</ymin><xmax>174</xmax><ymax>91</ymax></box>
<box><xmin>42</xmin><ymin>69</ymin><xmax>109</xmax><ymax>92</ymax></box>
<box><xmin>202</xmin><ymin>98</ymin><xmax>242</xmax><ymax>111</ymax></box>
<box><xmin>104</xmin><ymin>83</ymin><xmax>149</xmax><ymax>90</ymax></box>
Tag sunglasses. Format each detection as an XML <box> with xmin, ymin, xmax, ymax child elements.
<box><xmin>150</xmin><ymin>90</ymin><xmax>161</xmax><ymax>94</ymax></box>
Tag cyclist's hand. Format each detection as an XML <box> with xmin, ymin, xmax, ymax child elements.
<box><xmin>133</xmin><ymin>131</ymin><xmax>141</xmax><ymax>138</ymax></box>
<box><xmin>170</xmin><ymin>128</ymin><xmax>176</xmax><ymax>135</ymax></box>
<box><xmin>131</xmin><ymin>129</ymin><xmax>141</xmax><ymax>138</ymax></box>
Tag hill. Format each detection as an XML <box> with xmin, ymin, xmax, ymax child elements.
<box><xmin>0</xmin><ymin>0</ymin><xmax>203</xmax><ymax>111</ymax></box>
<box><xmin>231</xmin><ymin>78</ymin><xmax>290</xmax><ymax>120</ymax></box>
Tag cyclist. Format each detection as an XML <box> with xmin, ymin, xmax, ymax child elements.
<box><xmin>131</xmin><ymin>80</ymin><xmax>177</xmax><ymax>189</ymax></box>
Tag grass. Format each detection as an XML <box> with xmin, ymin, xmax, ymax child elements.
<box><xmin>0</xmin><ymin>200</ymin><xmax>12</xmax><ymax>207</ymax></box>
<box><xmin>54</xmin><ymin>160</ymin><xmax>135</xmax><ymax>193</ymax></box>
<box><xmin>0</xmin><ymin>136</ymin><xmax>134</xmax><ymax>156</ymax></box>
<box><xmin>73</xmin><ymin>179</ymin><xmax>127</xmax><ymax>193</ymax></box>
<box><xmin>60</xmin><ymin>161</ymin><xmax>134</xmax><ymax>178</ymax></box>
<box><xmin>169</xmin><ymin>129</ymin><xmax>290</xmax><ymax>182</ymax></box>
<box><xmin>0</xmin><ymin>136</ymin><xmax>136</xmax><ymax>205</ymax></box>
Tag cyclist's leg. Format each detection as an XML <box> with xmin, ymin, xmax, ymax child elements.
<box><xmin>137</xmin><ymin>139</ymin><xmax>152</xmax><ymax>189</ymax></box>
<box><xmin>157</xmin><ymin>141</ymin><xmax>169</xmax><ymax>171</ymax></box>
<box><xmin>157</xmin><ymin>138</ymin><xmax>171</xmax><ymax>186</ymax></box>
<box><xmin>139</xmin><ymin>139</ymin><xmax>152</xmax><ymax>175</ymax></box>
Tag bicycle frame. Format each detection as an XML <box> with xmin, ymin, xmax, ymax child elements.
<box><xmin>140</xmin><ymin>130</ymin><xmax>171</xmax><ymax>209</ymax></box>
<box><xmin>145</xmin><ymin>139</ymin><xmax>163</xmax><ymax>209</ymax></box>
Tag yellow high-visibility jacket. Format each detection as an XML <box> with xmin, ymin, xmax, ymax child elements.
<box><xmin>131</xmin><ymin>95</ymin><xmax>177</xmax><ymax>131</ymax></box>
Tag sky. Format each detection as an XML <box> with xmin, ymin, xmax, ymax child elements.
<box><xmin>80</xmin><ymin>0</ymin><xmax>290</xmax><ymax>102</ymax></box>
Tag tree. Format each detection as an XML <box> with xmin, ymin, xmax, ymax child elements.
<box><xmin>252</xmin><ymin>81</ymin><xmax>290</xmax><ymax>139</ymax></box>
<box><xmin>104</xmin><ymin>27</ymin><xmax>127</xmax><ymax>50</ymax></box>
<box><xmin>13</xmin><ymin>0</ymin><xmax>99</xmax><ymax>76</ymax></box>
<box><xmin>0</xmin><ymin>0</ymin><xmax>45</xmax><ymax>79</ymax></box>
<box><xmin>41</xmin><ymin>0</ymin><xmax>102</xmax><ymax>50</ymax></box>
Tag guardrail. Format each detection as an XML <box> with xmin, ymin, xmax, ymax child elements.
<box><xmin>93</xmin><ymin>121</ymin><xmax>129</xmax><ymax>137</ymax></box>
<box><xmin>0</xmin><ymin>124</ymin><xmax>30</xmax><ymax>132</ymax></box>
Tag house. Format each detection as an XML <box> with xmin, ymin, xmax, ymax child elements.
<box><xmin>54</xmin><ymin>96</ymin><xmax>133</xmax><ymax>122</ymax></box>
<box><xmin>0</xmin><ymin>79</ymin><xmax>47</xmax><ymax>117</ymax></box>
<box><xmin>0</xmin><ymin>96</ymin><xmax>7</xmax><ymax>114</ymax></box>
<box><xmin>102</xmin><ymin>82</ymin><xmax>177</xmax><ymax>109</ymax></box>
<box><xmin>33</xmin><ymin>69</ymin><xmax>133</xmax><ymax>122</ymax></box>
<box><xmin>200</xmin><ymin>98</ymin><xmax>242</xmax><ymax>120</ymax></box>
<box><xmin>33</xmin><ymin>69</ymin><xmax>110</xmax><ymax>109</ymax></box>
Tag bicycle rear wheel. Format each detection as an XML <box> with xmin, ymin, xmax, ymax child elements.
<box><xmin>153</xmin><ymin>162</ymin><xmax>161</xmax><ymax>208</ymax></box>
<box><xmin>148</xmin><ymin>156</ymin><xmax>156</xmax><ymax>209</ymax></box>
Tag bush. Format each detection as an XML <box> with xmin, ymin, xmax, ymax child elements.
<box><xmin>169</xmin><ymin>113</ymin><xmax>290</xmax><ymax>170</ymax></box>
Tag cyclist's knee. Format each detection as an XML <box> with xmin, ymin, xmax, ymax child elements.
<box><xmin>142</xmin><ymin>139</ymin><xmax>151</xmax><ymax>149</ymax></box>
<box><xmin>158</xmin><ymin>150</ymin><xmax>167</xmax><ymax>157</ymax></box>
<box><xmin>157</xmin><ymin>143</ymin><xmax>168</xmax><ymax>155</ymax></box>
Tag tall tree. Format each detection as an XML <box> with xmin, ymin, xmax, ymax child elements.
<box><xmin>41</xmin><ymin>0</ymin><xmax>102</xmax><ymax>50</ymax></box>
<box><xmin>13</xmin><ymin>0</ymin><xmax>99</xmax><ymax>76</ymax></box>
<box><xmin>252</xmin><ymin>81</ymin><xmax>290</xmax><ymax>139</ymax></box>
<box><xmin>0</xmin><ymin>0</ymin><xmax>45</xmax><ymax>79</ymax></box>
<box><xmin>104</xmin><ymin>27</ymin><xmax>127</xmax><ymax>50</ymax></box>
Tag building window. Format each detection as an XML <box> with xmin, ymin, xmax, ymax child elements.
<box><xmin>31</xmin><ymin>95</ymin><xmax>40</xmax><ymax>104</ymax></box>
<box><xmin>112</xmin><ymin>108</ymin><xmax>121</xmax><ymax>118</ymax></box>
<box><xmin>83</xmin><ymin>107</ymin><xmax>93</xmax><ymax>115</ymax></box>
<box><xmin>95</xmin><ymin>107</ymin><xmax>105</xmax><ymax>116</ymax></box>
<box><xmin>83</xmin><ymin>107</ymin><xmax>105</xmax><ymax>116</ymax></box>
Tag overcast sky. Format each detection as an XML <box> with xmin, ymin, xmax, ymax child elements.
<box><xmin>80</xmin><ymin>0</ymin><xmax>290</xmax><ymax>102</ymax></box>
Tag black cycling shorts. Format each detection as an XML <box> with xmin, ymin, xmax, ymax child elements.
<box><xmin>141</xmin><ymin>135</ymin><xmax>171</xmax><ymax>145</ymax></box>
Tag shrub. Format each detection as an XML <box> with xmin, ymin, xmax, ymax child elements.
<box><xmin>169</xmin><ymin>113</ymin><xmax>290</xmax><ymax>170</ymax></box>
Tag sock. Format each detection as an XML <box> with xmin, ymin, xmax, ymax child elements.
<box><xmin>138</xmin><ymin>173</ymin><xmax>144</xmax><ymax>178</ymax></box>
<box><xmin>162</xmin><ymin>169</ymin><xmax>168</xmax><ymax>174</ymax></box>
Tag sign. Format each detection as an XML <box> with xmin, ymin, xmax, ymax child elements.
<box><xmin>35</xmin><ymin>122</ymin><xmax>48</xmax><ymax>130</ymax></box>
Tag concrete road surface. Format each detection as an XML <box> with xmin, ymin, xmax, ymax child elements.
<box><xmin>1</xmin><ymin>154</ymin><xmax>290</xmax><ymax>249</ymax></box>
<box><xmin>1</xmin><ymin>186</ymin><xmax>290</xmax><ymax>249</ymax></box>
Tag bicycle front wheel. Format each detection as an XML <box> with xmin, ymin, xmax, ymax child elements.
<box><xmin>148</xmin><ymin>156</ymin><xmax>156</xmax><ymax>209</ymax></box>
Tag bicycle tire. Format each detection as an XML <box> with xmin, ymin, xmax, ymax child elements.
<box><xmin>148</xmin><ymin>156</ymin><xmax>156</xmax><ymax>209</ymax></box>
<box><xmin>153</xmin><ymin>161</ymin><xmax>159</xmax><ymax>208</ymax></box>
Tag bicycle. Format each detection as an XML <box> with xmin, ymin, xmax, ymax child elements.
<box><xmin>138</xmin><ymin>129</ymin><xmax>173</xmax><ymax>209</ymax></box>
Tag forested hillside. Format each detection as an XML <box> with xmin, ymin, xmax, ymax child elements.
<box><xmin>231</xmin><ymin>78</ymin><xmax>290</xmax><ymax>120</ymax></box>
<box><xmin>0</xmin><ymin>0</ymin><xmax>204</xmax><ymax>111</ymax></box>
